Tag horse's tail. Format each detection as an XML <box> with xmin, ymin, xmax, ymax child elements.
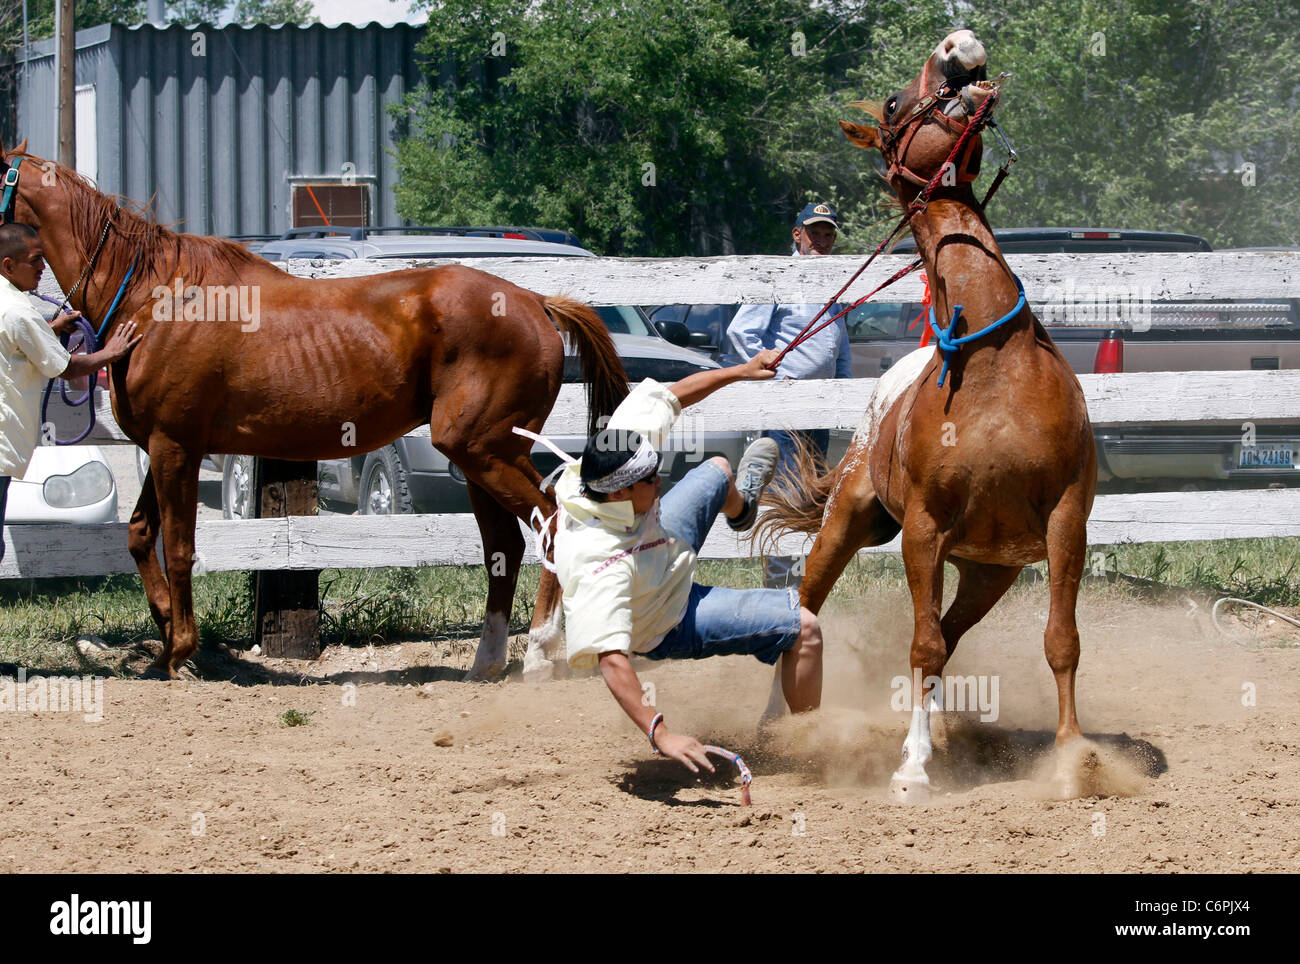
<box><xmin>751</xmin><ymin>434</ymin><xmax>840</xmax><ymax>553</ymax></box>
<box><xmin>544</xmin><ymin>295</ymin><xmax>629</xmax><ymax>437</ymax></box>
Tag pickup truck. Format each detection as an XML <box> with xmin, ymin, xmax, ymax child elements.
<box><xmin>649</xmin><ymin>229</ymin><xmax>1300</xmax><ymax>491</ymax></box>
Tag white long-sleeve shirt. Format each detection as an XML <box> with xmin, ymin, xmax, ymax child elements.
<box><xmin>553</xmin><ymin>379</ymin><xmax>695</xmax><ymax>670</ymax></box>
<box><xmin>0</xmin><ymin>276</ymin><xmax>70</xmax><ymax>477</ymax></box>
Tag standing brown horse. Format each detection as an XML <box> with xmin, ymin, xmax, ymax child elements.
<box><xmin>758</xmin><ymin>30</ymin><xmax>1097</xmax><ymax>800</ymax></box>
<box><xmin>1</xmin><ymin>140</ymin><xmax>626</xmax><ymax>681</ymax></box>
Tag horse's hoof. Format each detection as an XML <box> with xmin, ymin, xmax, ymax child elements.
<box><xmin>889</xmin><ymin>772</ymin><xmax>933</xmax><ymax>804</ymax></box>
<box><xmin>521</xmin><ymin>655</ymin><xmax>554</xmax><ymax>684</ymax></box>
<box><xmin>1047</xmin><ymin>745</ymin><xmax>1100</xmax><ymax>799</ymax></box>
<box><xmin>139</xmin><ymin>664</ymin><xmax>176</xmax><ymax>681</ymax></box>
<box><xmin>462</xmin><ymin>662</ymin><xmax>505</xmax><ymax>683</ymax></box>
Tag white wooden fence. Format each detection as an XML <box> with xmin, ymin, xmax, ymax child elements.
<box><xmin>6</xmin><ymin>252</ymin><xmax>1298</xmax><ymax>580</ymax></box>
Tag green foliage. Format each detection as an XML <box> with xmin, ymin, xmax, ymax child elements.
<box><xmin>231</xmin><ymin>0</ymin><xmax>315</xmax><ymax>25</ymax></box>
<box><xmin>168</xmin><ymin>1</ymin><xmax>316</xmax><ymax>26</ymax></box>
<box><xmin>397</xmin><ymin>0</ymin><xmax>1300</xmax><ymax>252</ymax></box>
<box><xmin>4</xmin><ymin>0</ymin><xmax>314</xmax><ymax>37</ymax></box>
<box><xmin>398</xmin><ymin>0</ymin><xmax>889</xmax><ymax>255</ymax></box>
<box><xmin>2</xmin><ymin>0</ymin><xmax>146</xmax><ymax>45</ymax></box>
<box><xmin>166</xmin><ymin>0</ymin><xmax>228</xmax><ymax>26</ymax></box>
<box><xmin>954</xmin><ymin>0</ymin><xmax>1300</xmax><ymax>246</ymax></box>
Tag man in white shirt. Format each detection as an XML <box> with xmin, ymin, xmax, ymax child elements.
<box><xmin>0</xmin><ymin>222</ymin><xmax>142</xmax><ymax>559</ymax></box>
<box><xmin>552</xmin><ymin>350</ymin><xmax>823</xmax><ymax>774</ymax></box>
<box><xmin>726</xmin><ymin>202</ymin><xmax>852</xmax><ymax>588</ymax></box>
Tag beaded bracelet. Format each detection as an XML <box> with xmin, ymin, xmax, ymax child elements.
<box><xmin>647</xmin><ymin>713</ymin><xmax>665</xmax><ymax>754</ymax></box>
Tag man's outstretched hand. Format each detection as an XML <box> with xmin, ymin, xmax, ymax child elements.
<box><xmin>740</xmin><ymin>348</ymin><xmax>780</xmax><ymax>379</ymax></box>
<box><xmin>654</xmin><ymin>726</ymin><xmax>717</xmax><ymax>775</ymax></box>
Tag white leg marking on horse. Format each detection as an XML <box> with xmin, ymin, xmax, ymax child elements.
<box><xmin>891</xmin><ymin>689</ymin><xmax>940</xmax><ymax>803</ymax></box>
<box><xmin>522</xmin><ymin>604</ymin><xmax>563</xmax><ymax>683</ymax></box>
<box><xmin>465</xmin><ymin>611</ymin><xmax>509</xmax><ymax>682</ymax></box>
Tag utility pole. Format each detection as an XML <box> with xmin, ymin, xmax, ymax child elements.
<box><xmin>55</xmin><ymin>0</ymin><xmax>74</xmax><ymax>167</ymax></box>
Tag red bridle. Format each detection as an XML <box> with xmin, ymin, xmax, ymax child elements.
<box><xmin>878</xmin><ymin>79</ymin><xmax>988</xmax><ymax>188</ymax></box>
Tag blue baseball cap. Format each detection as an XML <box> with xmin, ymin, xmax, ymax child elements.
<box><xmin>795</xmin><ymin>202</ymin><xmax>839</xmax><ymax>228</ymax></box>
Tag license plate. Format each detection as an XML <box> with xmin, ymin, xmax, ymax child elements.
<box><xmin>1237</xmin><ymin>443</ymin><xmax>1296</xmax><ymax>469</ymax></box>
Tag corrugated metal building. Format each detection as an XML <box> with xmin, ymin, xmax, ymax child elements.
<box><xmin>14</xmin><ymin>21</ymin><xmax>429</xmax><ymax>237</ymax></box>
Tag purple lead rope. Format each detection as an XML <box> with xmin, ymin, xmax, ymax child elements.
<box><xmin>35</xmin><ymin>292</ymin><xmax>101</xmax><ymax>445</ymax></box>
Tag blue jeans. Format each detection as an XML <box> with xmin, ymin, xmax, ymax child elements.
<box><xmin>762</xmin><ymin>429</ymin><xmax>829</xmax><ymax>588</ymax></box>
<box><xmin>646</xmin><ymin>460</ymin><xmax>802</xmax><ymax>666</ymax></box>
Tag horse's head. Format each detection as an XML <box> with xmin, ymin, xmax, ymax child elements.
<box><xmin>840</xmin><ymin>29</ymin><xmax>998</xmax><ymax>194</ymax></box>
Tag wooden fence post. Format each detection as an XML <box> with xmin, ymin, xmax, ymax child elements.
<box><xmin>253</xmin><ymin>458</ymin><xmax>320</xmax><ymax>659</ymax></box>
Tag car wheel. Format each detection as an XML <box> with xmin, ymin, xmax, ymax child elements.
<box><xmin>359</xmin><ymin>446</ymin><xmax>414</xmax><ymax>515</ymax></box>
<box><xmin>222</xmin><ymin>454</ymin><xmax>256</xmax><ymax>520</ymax></box>
<box><xmin>136</xmin><ymin>446</ymin><xmax>150</xmax><ymax>482</ymax></box>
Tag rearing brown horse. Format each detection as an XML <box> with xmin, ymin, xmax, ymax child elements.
<box><xmin>759</xmin><ymin>30</ymin><xmax>1097</xmax><ymax>800</ymax></box>
<box><xmin>1</xmin><ymin>140</ymin><xmax>626</xmax><ymax>681</ymax></box>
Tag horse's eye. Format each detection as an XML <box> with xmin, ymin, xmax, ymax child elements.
<box><xmin>886</xmin><ymin>97</ymin><xmax>899</xmax><ymax>117</ymax></box>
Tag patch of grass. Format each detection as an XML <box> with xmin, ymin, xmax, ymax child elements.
<box><xmin>0</xmin><ymin>571</ymin><xmax>256</xmax><ymax>671</ymax></box>
<box><xmin>278</xmin><ymin>708</ymin><xmax>315</xmax><ymax>727</ymax></box>
<box><xmin>1092</xmin><ymin>537</ymin><xmax>1300</xmax><ymax>607</ymax></box>
<box><xmin>4</xmin><ymin>536</ymin><xmax>1294</xmax><ymax>675</ymax></box>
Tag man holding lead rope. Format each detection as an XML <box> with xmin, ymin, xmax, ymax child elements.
<box><xmin>0</xmin><ymin>222</ymin><xmax>141</xmax><ymax>561</ymax></box>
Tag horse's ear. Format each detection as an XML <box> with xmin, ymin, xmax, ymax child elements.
<box><xmin>14</xmin><ymin>138</ymin><xmax>28</xmax><ymax>155</ymax></box>
<box><xmin>846</xmin><ymin>99</ymin><xmax>885</xmax><ymax>122</ymax></box>
<box><xmin>839</xmin><ymin>120</ymin><xmax>881</xmax><ymax>151</ymax></box>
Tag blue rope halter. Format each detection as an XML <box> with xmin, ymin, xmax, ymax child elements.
<box><xmin>927</xmin><ymin>273</ymin><xmax>1027</xmax><ymax>387</ymax></box>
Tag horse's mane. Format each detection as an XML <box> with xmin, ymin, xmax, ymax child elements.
<box><xmin>20</xmin><ymin>155</ymin><xmax>275</xmax><ymax>307</ymax></box>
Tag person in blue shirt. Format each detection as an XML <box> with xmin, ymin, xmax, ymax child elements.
<box><xmin>725</xmin><ymin>202</ymin><xmax>853</xmax><ymax>587</ymax></box>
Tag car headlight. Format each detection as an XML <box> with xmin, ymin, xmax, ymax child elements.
<box><xmin>43</xmin><ymin>461</ymin><xmax>114</xmax><ymax>509</ymax></box>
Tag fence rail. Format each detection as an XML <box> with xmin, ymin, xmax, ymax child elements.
<box><xmin>45</xmin><ymin>369</ymin><xmax>1300</xmax><ymax>444</ymax></box>
<box><xmin>5</xmin><ymin>488</ymin><xmax>1299</xmax><ymax>581</ymax></box>
<box><xmin>279</xmin><ymin>250</ymin><xmax>1300</xmax><ymax>305</ymax></box>
<box><xmin>18</xmin><ymin>251</ymin><xmax>1300</xmax><ymax>585</ymax></box>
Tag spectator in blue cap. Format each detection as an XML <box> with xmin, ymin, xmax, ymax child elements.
<box><xmin>725</xmin><ymin>202</ymin><xmax>853</xmax><ymax>588</ymax></box>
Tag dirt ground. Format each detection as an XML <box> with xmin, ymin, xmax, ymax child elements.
<box><xmin>2</xmin><ymin>585</ymin><xmax>1298</xmax><ymax>873</ymax></box>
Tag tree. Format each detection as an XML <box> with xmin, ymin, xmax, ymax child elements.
<box><xmin>231</xmin><ymin>0</ymin><xmax>315</xmax><ymax>25</ymax></box>
<box><xmin>4</xmin><ymin>0</ymin><xmax>146</xmax><ymax>41</ymax></box>
<box><xmin>848</xmin><ymin>0</ymin><xmax>1300</xmax><ymax>246</ymax></box>
<box><xmin>396</xmin><ymin>0</ymin><xmax>896</xmax><ymax>256</ymax></box>
<box><xmin>397</xmin><ymin>0</ymin><xmax>1298</xmax><ymax>252</ymax></box>
<box><xmin>166</xmin><ymin>0</ymin><xmax>227</xmax><ymax>25</ymax></box>
<box><xmin>170</xmin><ymin>1</ymin><xmax>316</xmax><ymax>25</ymax></box>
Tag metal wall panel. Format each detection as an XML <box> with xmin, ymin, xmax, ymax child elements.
<box><xmin>16</xmin><ymin>21</ymin><xmax>429</xmax><ymax>237</ymax></box>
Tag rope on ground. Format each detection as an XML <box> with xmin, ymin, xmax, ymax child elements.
<box><xmin>1211</xmin><ymin>597</ymin><xmax>1300</xmax><ymax>645</ymax></box>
